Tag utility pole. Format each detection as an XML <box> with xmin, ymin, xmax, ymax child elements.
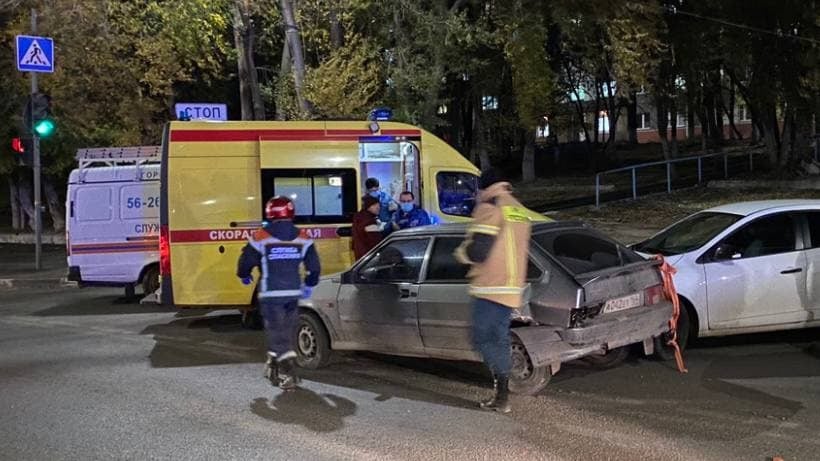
<box><xmin>31</xmin><ymin>8</ymin><xmax>42</xmax><ymax>270</ymax></box>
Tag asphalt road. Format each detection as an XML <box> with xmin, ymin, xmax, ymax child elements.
<box><xmin>1</xmin><ymin>287</ymin><xmax>818</xmax><ymax>461</ymax></box>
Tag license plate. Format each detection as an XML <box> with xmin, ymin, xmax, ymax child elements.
<box><xmin>602</xmin><ymin>292</ymin><xmax>643</xmax><ymax>314</ymax></box>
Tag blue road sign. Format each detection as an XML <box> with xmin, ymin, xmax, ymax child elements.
<box><xmin>16</xmin><ymin>35</ymin><xmax>54</xmax><ymax>73</ymax></box>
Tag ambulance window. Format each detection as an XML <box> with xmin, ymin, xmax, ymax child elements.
<box><xmin>436</xmin><ymin>172</ymin><xmax>478</xmax><ymax>217</ymax></box>
<box><xmin>76</xmin><ymin>187</ymin><xmax>112</xmax><ymax>222</ymax></box>
<box><xmin>261</xmin><ymin>168</ymin><xmax>357</xmax><ymax>224</ymax></box>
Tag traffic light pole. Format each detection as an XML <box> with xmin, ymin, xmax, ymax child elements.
<box><xmin>31</xmin><ymin>8</ymin><xmax>42</xmax><ymax>270</ymax></box>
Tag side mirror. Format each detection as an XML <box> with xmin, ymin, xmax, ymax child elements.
<box><xmin>340</xmin><ymin>271</ymin><xmax>353</xmax><ymax>284</ymax></box>
<box><xmin>714</xmin><ymin>243</ymin><xmax>741</xmax><ymax>261</ymax></box>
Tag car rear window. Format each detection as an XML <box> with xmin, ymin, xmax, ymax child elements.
<box><xmin>532</xmin><ymin>230</ymin><xmax>638</xmax><ymax>275</ymax></box>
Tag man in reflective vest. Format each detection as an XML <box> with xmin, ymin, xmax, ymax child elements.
<box><xmin>454</xmin><ymin>169</ymin><xmax>534</xmax><ymax>413</ymax></box>
<box><xmin>237</xmin><ymin>196</ymin><xmax>321</xmax><ymax>390</ymax></box>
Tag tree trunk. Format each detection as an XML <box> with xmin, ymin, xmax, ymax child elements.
<box><xmin>280</xmin><ymin>0</ymin><xmax>311</xmax><ymax>115</ymax></box>
<box><xmin>8</xmin><ymin>176</ymin><xmax>21</xmax><ymax>230</ymax></box>
<box><xmin>329</xmin><ymin>5</ymin><xmax>344</xmax><ymax>49</ymax></box>
<box><xmin>275</xmin><ymin>39</ymin><xmax>291</xmax><ymax>121</ymax></box>
<box><xmin>521</xmin><ymin>130</ymin><xmax>536</xmax><ymax>183</ymax></box>
<box><xmin>657</xmin><ymin>98</ymin><xmax>671</xmax><ymax>160</ymax></box>
<box><xmin>16</xmin><ymin>170</ymin><xmax>35</xmax><ymax>231</ymax></box>
<box><xmin>43</xmin><ymin>177</ymin><xmax>64</xmax><ymax>231</ymax></box>
<box><xmin>471</xmin><ymin>95</ymin><xmax>491</xmax><ymax>170</ymax></box>
<box><xmin>669</xmin><ymin>99</ymin><xmax>678</xmax><ymax>159</ymax></box>
<box><xmin>627</xmin><ymin>91</ymin><xmax>638</xmax><ymax>145</ymax></box>
<box><xmin>233</xmin><ymin>0</ymin><xmax>254</xmax><ymax>121</ymax></box>
<box><xmin>762</xmin><ymin>104</ymin><xmax>780</xmax><ymax>166</ymax></box>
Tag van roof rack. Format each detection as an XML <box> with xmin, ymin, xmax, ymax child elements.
<box><xmin>76</xmin><ymin>145</ymin><xmax>161</xmax><ymax>170</ymax></box>
<box><xmin>75</xmin><ymin>146</ymin><xmax>161</xmax><ymax>182</ymax></box>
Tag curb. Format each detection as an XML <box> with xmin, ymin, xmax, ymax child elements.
<box><xmin>707</xmin><ymin>179</ymin><xmax>820</xmax><ymax>190</ymax></box>
<box><xmin>0</xmin><ymin>233</ymin><xmax>65</xmax><ymax>245</ymax></box>
<box><xmin>0</xmin><ymin>277</ymin><xmax>77</xmax><ymax>291</ymax></box>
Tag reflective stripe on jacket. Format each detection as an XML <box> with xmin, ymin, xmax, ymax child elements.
<box><xmin>454</xmin><ymin>182</ymin><xmax>534</xmax><ymax>308</ymax></box>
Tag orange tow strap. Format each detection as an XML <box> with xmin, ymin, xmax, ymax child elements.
<box><xmin>654</xmin><ymin>255</ymin><xmax>688</xmax><ymax>373</ymax></box>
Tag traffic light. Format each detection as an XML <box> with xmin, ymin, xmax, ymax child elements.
<box><xmin>11</xmin><ymin>137</ymin><xmax>24</xmax><ymax>153</ymax></box>
<box><xmin>23</xmin><ymin>92</ymin><xmax>55</xmax><ymax>138</ymax></box>
<box><xmin>10</xmin><ymin>136</ymin><xmax>34</xmax><ymax>166</ymax></box>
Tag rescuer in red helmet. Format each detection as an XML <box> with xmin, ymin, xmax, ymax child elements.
<box><xmin>237</xmin><ymin>195</ymin><xmax>321</xmax><ymax>390</ymax></box>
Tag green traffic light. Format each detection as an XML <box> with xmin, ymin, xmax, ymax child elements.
<box><xmin>33</xmin><ymin>118</ymin><xmax>55</xmax><ymax>137</ymax></box>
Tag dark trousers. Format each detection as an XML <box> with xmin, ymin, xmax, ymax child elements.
<box><xmin>259</xmin><ymin>299</ymin><xmax>299</xmax><ymax>357</ymax></box>
<box><xmin>471</xmin><ymin>297</ymin><xmax>512</xmax><ymax>376</ymax></box>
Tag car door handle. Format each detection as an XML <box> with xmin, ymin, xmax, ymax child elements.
<box><xmin>780</xmin><ymin>268</ymin><xmax>803</xmax><ymax>274</ymax></box>
<box><xmin>398</xmin><ymin>285</ymin><xmax>418</xmax><ymax>298</ymax></box>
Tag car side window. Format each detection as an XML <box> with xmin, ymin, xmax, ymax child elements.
<box><xmin>425</xmin><ymin>236</ymin><xmax>544</xmax><ymax>282</ymax></box>
<box><xmin>717</xmin><ymin>213</ymin><xmax>796</xmax><ymax>259</ymax></box>
<box><xmin>803</xmin><ymin>212</ymin><xmax>820</xmax><ymax>249</ymax></box>
<box><xmin>358</xmin><ymin>238</ymin><xmax>429</xmax><ymax>282</ymax></box>
<box><xmin>426</xmin><ymin>237</ymin><xmax>470</xmax><ymax>282</ymax></box>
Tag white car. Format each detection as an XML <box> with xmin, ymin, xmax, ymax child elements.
<box><xmin>633</xmin><ymin>200</ymin><xmax>820</xmax><ymax>353</ymax></box>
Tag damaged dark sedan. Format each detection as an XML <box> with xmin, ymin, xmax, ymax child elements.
<box><xmin>294</xmin><ymin>221</ymin><xmax>674</xmax><ymax>395</ymax></box>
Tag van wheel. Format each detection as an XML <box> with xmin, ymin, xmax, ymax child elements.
<box><xmin>142</xmin><ymin>265</ymin><xmax>160</xmax><ymax>295</ymax></box>
<box><xmin>240</xmin><ymin>308</ymin><xmax>263</xmax><ymax>330</ymax></box>
<box><xmin>655</xmin><ymin>303</ymin><xmax>691</xmax><ymax>361</ymax></box>
<box><xmin>508</xmin><ymin>336</ymin><xmax>551</xmax><ymax>396</ymax></box>
<box><xmin>583</xmin><ymin>346</ymin><xmax>630</xmax><ymax>369</ymax></box>
<box><xmin>295</xmin><ymin>312</ymin><xmax>331</xmax><ymax>369</ymax></box>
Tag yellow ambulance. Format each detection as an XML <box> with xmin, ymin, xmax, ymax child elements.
<box><xmin>159</xmin><ymin>119</ymin><xmax>479</xmax><ymax>309</ymax></box>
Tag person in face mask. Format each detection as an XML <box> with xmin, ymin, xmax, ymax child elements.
<box><xmin>365</xmin><ymin>177</ymin><xmax>396</xmax><ymax>223</ymax></box>
<box><xmin>391</xmin><ymin>191</ymin><xmax>431</xmax><ymax>230</ymax></box>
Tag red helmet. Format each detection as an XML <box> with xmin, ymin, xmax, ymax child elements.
<box><xmin>265</xmin><ymin>196</ymin><xmax>295</xmax><ymax>220</ymax></box>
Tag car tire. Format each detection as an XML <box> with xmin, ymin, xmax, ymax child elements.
<box><xmin>582</xmin><ymin>346</ymin><xmax>630</xmax><ymax>369</ymax></box>
<box><xmin>295</xmin><ymin>312</ymin><xmax>331</xmax><ymax>369</ymax></box>
<box><xmin>240</xmin><ymin>308</ymin><xmax>263</xmax><ymax>330</ymax></box>
<box><xmin>654</xmin><ymin>302</ymin><xmax>691</xmax><ymax>361</ymax></box>
<box><xmin>142</xmin><ymin>265</ymin><xmax>160</xmax><ymax>295</ymax></box>
<box><xmin>508</xmin><ymin>335</ymin><xmax>551</xmax><ymax>396</ymax></box>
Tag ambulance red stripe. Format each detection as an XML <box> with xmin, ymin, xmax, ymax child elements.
<box><xmin>170</xmin><ymin>227</ymin><xmax>340</xmax><ymax>243</ymax></box>
<box><xmin>170</xmin><ymin>129</ymin><xmax>421</xmax><ymax>143</ymax></box>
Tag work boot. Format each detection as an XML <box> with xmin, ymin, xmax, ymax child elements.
<box><xmin>479</xmin><ymin>375</ymin><xmax>511</xmax><ymax>414</ymax></box>
<box><xmin>277</xmin><ymin>357</ymin><xmax>301</xmax><ymax>391</ymax></box>
<box><xmin>479</xmin><ymin>376</ymin><xmax>499</xmax><ymax>408</ymax></box>
<box><xmin>264</xmin><ymin>352</ymin><xmax>278</xmax><ymax>386</ymax></box>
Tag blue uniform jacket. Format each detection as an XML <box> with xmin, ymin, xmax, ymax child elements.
<box><xmin>392</xmin><ymin>206</ymin><xmax>431</xmax><ymax>230</ymax></box>
<box><xmin>236</xmin><ymin>221</ymin><xmax>321</xmax><ymax>300</ymax></box>
<box><xmin>370</xmin><ymin>190</ymin><xmax>395</xmax><ymax>223</ymax></box>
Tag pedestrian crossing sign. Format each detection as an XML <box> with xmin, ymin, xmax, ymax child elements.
<box><xmin>16</xmin><ymin>35</ymin><xmax>54</xmax><ymax>73</ymax></box>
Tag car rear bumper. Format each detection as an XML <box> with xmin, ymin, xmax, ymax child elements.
<box><xmin>512</xmin><ymin>302</ymin><xmax>673</xmax><ymax>369</ymax></box>
<box><xmin>561</xmin><ymin>302</ymin><xmax>674</xmax><ymax>348</ymax></box>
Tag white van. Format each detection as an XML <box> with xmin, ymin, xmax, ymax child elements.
<box><xmin>65</xmin><ymin>146</ymin><xmax>161</xmax><ymax>297</ymax></box>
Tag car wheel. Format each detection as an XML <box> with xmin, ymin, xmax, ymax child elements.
<box><xmin>142</xmin><ymin>265</ymin><xmax>160</xmax><ymax>295</ymax></box>
<box><xmin>654</xmin><ymin>302</ymin><xmax>691</xmax><ymax>361</ymax></box>
<box><xmin>295</xmin><ymin>312</ymin><xmax>331</xmax><ymax>369</ymax></box>
<box><xmin>240</xmin><ymin>308</ymin><xmax>263</xmax><ymax>330</ymax></box>
<box><xmin>508</xmin><ymin>336</ymin><xmax>551</xmax><ymax>396</ymax></box>
<box><xmin>583</xmin><ymin>346</ymin><xmax>630</xmax><ymax>369</ymax></box>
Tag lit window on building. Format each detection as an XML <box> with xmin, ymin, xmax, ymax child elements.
<box><xmin>598</xmin><ymin>110</ymin><xmax>610</xmax><ymax>135</ymax></box>
<box><xmin>437</xmin><ymin>105</ymin><xmax>448</xmax><ymax>115</ymax></box>
<box><xmin>481</xmin><ymin>96</ymin><xmax>498</xmax><ymax>111</ymax></box>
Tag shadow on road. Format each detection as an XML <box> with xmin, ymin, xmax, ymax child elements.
<box><xmin>33</xmin><ymin>294</ymin><xmax>175</xmax><ymax>316</ymax></box>
<box><xmin>250</xmin><ymin>389</ymin><xmax>356</xmax><ymax>433</ymax></box>
<box><xmin>141</xmin><ymin>312</ymin><xmax>481</xmax><ymax>410</ymax></box>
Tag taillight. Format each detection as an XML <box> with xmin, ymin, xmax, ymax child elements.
<box><xmin>159</xmin><ymin>225</ymin><xmax>171</xmax><ymax>276</ymax></box>
<box><xmin>644</xmin><ymin>284</ymin><xmax>664</xmax><ymax>306</ymax></box>
<box><xmin>65</xmin><ymin>230</ymin><xmax>70</xmax><ymax>257</ymax></box>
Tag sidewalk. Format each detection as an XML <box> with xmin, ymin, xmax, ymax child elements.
<box><xmin>0</xmin><ymin>243</ymin><xmax>72</xmax><ymax>291</ymax></box>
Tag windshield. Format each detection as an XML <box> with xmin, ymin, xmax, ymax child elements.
<box><xmin>633</xmin><ymin>212</ymin><xmax>742</xmax><ymax>256</ymax></box>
